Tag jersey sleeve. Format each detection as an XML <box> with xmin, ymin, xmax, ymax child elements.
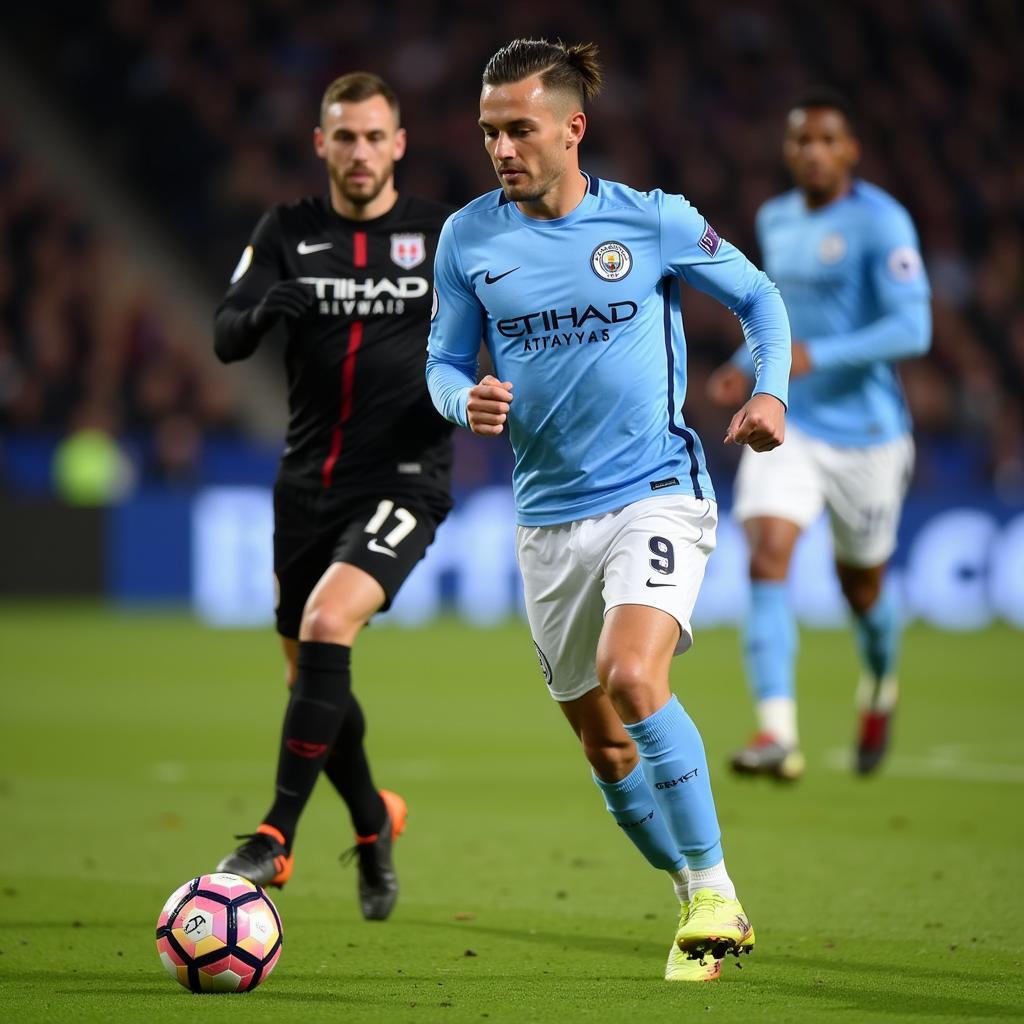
<box><xmin>425</xmin><ymin>216</ymin><xmax>485</xmax><ymax>429</ymax></box>
<box><xmin>220</xmin><ymin>207</ymin><xmax>285</xmax><ymax>310</ymax></box>
<box><xmin>727</xmin><ymin>204</ymin><xmax>774</xmax><ymax>378</ymax></box>
<box><xmin>659</xmin><ymin>192</ymin><xmax>790</xmax><ymax>406</ymax></box>
<box><xmin>213</xmin><ymin>207</ymin><xmax>286</xmax><ymax>362</ymax></box>
<box><xmin>804</xmin><ymin>204</ymin><xmax>931</xmax><ymax>369</ymax></box>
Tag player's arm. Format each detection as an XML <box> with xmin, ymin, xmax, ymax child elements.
<box><xmin>213</xmin><ymin>208</ymin><xmax>314</xmax><ymax>363</ymax></box>
<box><xmin>425</xmin><ymin>219</ymin><xmax>512</xmax><ymax>436</ymax></box>
<box><xmin>800</xmin><ymin>209</ymin><xmax>931</xmax><ymax>372</ymax></box>
<box><xmin>661</xmin><ymin>193</ymin><xmax>790</xmax><ymax>450</ymax></box>
<box><xmin>709</xmin><ymin>204</ymin><xmax>768</xmax><ymax>400</ymax></box>
<box><xmin>718</xmin><ymin>261</ymin><xmax>790</xmax><ymax>451</ymax></box>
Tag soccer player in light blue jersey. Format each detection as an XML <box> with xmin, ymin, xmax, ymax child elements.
<box><xmin>708</xmin><ymin>89</ymin><xmax>931</xmax><ymax>780</ymax></box>
<box><xmin>426</xmin><ymin>39</ymin><xmax>792</xmax><ymax>981</ymax></box>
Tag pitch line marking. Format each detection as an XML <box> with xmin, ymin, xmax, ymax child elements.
<box><xmin>824</xmin><ymin>745</ymin><xmax>1024</xmax><ymax>784</ymax></box>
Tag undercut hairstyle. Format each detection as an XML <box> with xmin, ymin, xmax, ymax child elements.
<box><xmin>320</xmin><ymin>72</ymin><xmax>400</xmax><ymax>127</ymax></box>
<box><xmin>789</xmin><ymin>86</ymin><xmax>856</xmax><ymax>134</ymax></box>
<box><xmin>482</xmin><ymin>38</ymin><xmax>603</xmax><ymax>108</ymax></box>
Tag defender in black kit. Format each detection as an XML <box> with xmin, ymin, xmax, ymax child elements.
<box><xmin>213</xmin><ymin>72</ymin><xmax>453</xmax><ymax>921</ymax></box>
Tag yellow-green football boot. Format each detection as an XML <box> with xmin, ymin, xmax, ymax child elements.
<box><xmin>665</xmin><ymin>900</ymin><xmax>722</xmax><ymax>981</ymax></box>
<box><xmin>675</xmin><ymin>888</ymin><xmax>755</xmax><ymax>961</ymax></box>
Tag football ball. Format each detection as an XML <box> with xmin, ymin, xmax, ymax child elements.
<box><xmin>155</xmin><ymin>872</ymin><xmax>282</xmax><ymax>993</ymax></box>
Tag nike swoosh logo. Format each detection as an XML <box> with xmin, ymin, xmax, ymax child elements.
<box><xmin>367</xmin><ymin>538</ymin><xmax>398</xmax><ymax>558</ymax></box>
<box><xmin>645</xmin><ymin>580</ymin><xmax>676</xmax><ymax>588</ymax></box>
<box><xmin>297</xmin><ymin>240</ymin><xmax>333</xmax><ymax>254</ymax></box>
<box><xmin>484</xmin><ymin>267</ymin><xmax>520</xmax><ymax>284</ymax></box>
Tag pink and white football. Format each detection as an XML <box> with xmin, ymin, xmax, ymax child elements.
<box><xmin>155</xmin><ymin>872</ymin><xmax>282</xmax><ymax>993</ymax></box>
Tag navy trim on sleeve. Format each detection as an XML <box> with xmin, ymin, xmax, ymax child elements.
<box><xmin>660</xmin><ymin>277</ymin><xmax>703</xmax><ymax>499</ymax></box>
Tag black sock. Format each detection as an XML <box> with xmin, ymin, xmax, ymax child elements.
<box><xmin>264</xmin><ymin>641</ymin><xmax>351</xmax><ymax>848</ymax></box>
<box><xmin>323</xmin><ymin>695</ymin><xmax>387</xmax><ymax>837</ymax></box>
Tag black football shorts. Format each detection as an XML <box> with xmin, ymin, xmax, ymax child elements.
<box><xmin>273</xmin><ymin>482</ymin><xmax>447</xmax><ymax>639</ymax></box>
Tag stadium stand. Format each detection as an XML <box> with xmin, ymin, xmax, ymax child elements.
<box><xmin>1</xmin><ymin>0</ymin><xmax>1021</xmax><ymax>495</ymax></box>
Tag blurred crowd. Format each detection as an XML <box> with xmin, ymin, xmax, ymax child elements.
<box><xmin>2</xmin><ymin>0</ymin><xmax>1022</xmax><ymax>496</ymax></box>
<box><xmin>0</xmin><ymin>119</ymin><xmax>240</xmax><ymax>488</ymax></box>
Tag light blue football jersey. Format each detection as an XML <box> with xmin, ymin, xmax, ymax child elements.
<box><xmin>733</xmin><ymin>179</ymin><xmax>931</xmax><ymax>447</ymax></box>
<box><xmin>427</xmin><ymin>174</ymin><xmax>791</xmax><ymax>526</ymax></box>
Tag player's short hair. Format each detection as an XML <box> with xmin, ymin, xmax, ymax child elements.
<box><xmin>788</xmin><ymin>87</ymin><xmax>856</xmax><ymax>133</ymax></box>
<box><xmin>482</xmin><ymin>38</ymin><xmax>603</xmax><ymax>108</ymax></box>
<box><xmin>320</xmin><ymin>72</ymin><xmax>400</xmax><ymax>126</ymax></box>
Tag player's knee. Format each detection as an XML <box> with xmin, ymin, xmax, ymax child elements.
<box><xmin>840</xmin><ymin>574</ymin><xmax>881</xmax><ymax>614</ymax></box>
<box><xmin>749</xmin><ymin>542</ymin><xmax>791</xmax><ymax>580</ymax></box>
<box><xmin>597</xmin><ymin>652</ymin><xmax>650</xmax><ymax>712</ymax></box>
<box><xmin>300</xmin><ymin>602</ymin><xmax>358</xmax><ymax>644</ymax></box>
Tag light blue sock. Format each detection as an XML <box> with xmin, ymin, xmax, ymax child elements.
<box><xmin>744</xmin><ymin>580</ymin><xmax>797</xmax><ymax>701</ymax></box>
<box><xmin>593</xmin><ymin>763</ymin><xmax>686</xmax><ymax>872</ymax></box>
<box><xmin>854</xmin><ymin>581</ymin><xmax>901</xmax><ymax>679</ymax></box>
<box><xmin>623</xmin><ymin>696</ymin><xmax>723</xmax><ymax>870</ymax></box>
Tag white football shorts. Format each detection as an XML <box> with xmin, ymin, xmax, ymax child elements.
<box><xmin>732</xmin><ymin>424</ymin><xmax>914</xmax><ymax>567</ymax></box>
<box><xmin>515</xmin><ymin>495</ymin><xmax>718</xmax><ymax>703</ymax></box>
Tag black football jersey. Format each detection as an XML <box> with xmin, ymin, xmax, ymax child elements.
<box><xmin>218</xmin><ymin>194</ymin><xmax>455</xmax><ymax>504</ymax></box>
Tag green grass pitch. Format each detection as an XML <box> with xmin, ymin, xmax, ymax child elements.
<box><xmin>1</xmin><ymin>604</ymin><xmax>1022</xmax><ymax>1022</ymax></box>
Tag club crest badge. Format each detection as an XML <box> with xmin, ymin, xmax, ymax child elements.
<box><xmin>818</xmin><ymin>233</ymin><xmax>847</xmax><ymax>265</ymax></box>
<box><xmin>591</xmin><ymin>241</ymin><xmax>633</xmax><ymax>281</ymax></box>
<box><xmin>390</xmin><ymin>233</ymin><xmax>426</xmax><ymax>269</ymax></box>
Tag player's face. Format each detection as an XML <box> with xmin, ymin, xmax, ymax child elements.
<box><xmin>315</xmin><ymin>96</ymin><xmax>406</xmax><ymax>208</ymax></box>
<box><xmin>783</xmin><ymin>107</ymin><xmax>860</xmax><ymax>203</ymax></box>
<box><xmin>479</xmin><ymin>77</ymin><xmax>582</xmax><ymax>204</ymax></box>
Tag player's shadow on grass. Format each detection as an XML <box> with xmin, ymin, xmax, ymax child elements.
<box><xmin>52</xmin><ymin>987</ymin><xmax>360</xmax><ymax>1002</ymax></box>
<box><xmin>54</xmin><ymin>986</ymin><xmax>171</xmax><ymax>998</ymax></box>
<box><xmin>783</xmin><ymin>952</ymin><xmax>997</xmax><ymax>986</ymax></box>
<box><xmin>1</xmin><ymin>919</ymin><xmax>139</xmax><ymax>929</ymax></box>
<box><xmin>767</xmin><ymin>977</ymin><xmax>1018</xmax><ymax>1020</ymax></box>
<box><xmin>48</xmin><ymin>978</ymin><xmax>413</xmax><ymax>1005</ymax></box>
<box><xmin>412</xmin><ymin>917</ymin><xmax>665</xmax><ymax>959</ymax></box>
<box><xmin>10</xmin><ymin>971</ymin><xmax>153</xmax><ymax>983</ymax></box>
<box><xmin>36</xmin><ymin>968</ymin><xmax>434</xmax><ymax>1005</ymax></box>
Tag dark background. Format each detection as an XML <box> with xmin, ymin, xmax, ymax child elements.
<box><xmin>0</xmin><ymin>0</ymin><xmax>1020</xmax><ymax>517</ymax></box>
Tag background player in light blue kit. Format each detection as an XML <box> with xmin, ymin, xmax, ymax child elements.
<box><xmin>709</xmin><ymin>89</ymin><xmax>931</xmax><ymax>780</ymax></box>
<box><xmin>427</xmin><ymin>38</ymin><xmax>791</xmax><ymax>981</ymax></box>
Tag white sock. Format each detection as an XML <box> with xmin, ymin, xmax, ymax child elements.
<box><xmin>687</xmin><ymin>860</ymin><xmax>736</xmax><ymax>901</ymax></box>
<box><xmin>856</xmin><ymin>674</ymin><xmax>899</xmax><ymax>713</ymax></box>
<box><xmin>757</xmin><ymin>696</ymin><xmax>798</xmax><ymax>748</ymax></box>
<box><xmin>669</xmin><ymin>867</ymin><xmax>689</xmax><ymax>903</ymax></box>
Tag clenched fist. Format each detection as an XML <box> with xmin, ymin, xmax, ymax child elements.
<box><xmin>467</xmin><ymin>374</ymin><xmax>513</xmax><ymax>437</ymax></box>
<box><xmin>250</xmin><ymin>280</ymin><xmax>315</xmax><ymax>332</ymax></box>
<box><xmin>724</xmin><ymin>393</ymin><xmax>786</xmax><ymax>452</ymax></box>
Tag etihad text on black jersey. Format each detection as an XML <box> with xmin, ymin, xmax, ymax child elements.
<box><xmin>299</xmin><ymin>275</ymin><xmax>429</xmax><ymax>317</ymax></box>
